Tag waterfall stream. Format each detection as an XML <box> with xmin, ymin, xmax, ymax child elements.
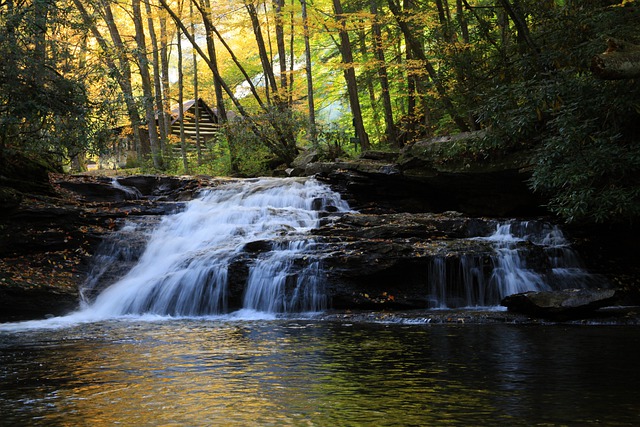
<box><xmin>84</xmin><ymin>178</ymin><xmax>350</xmax><ymax>318</ymax></box>
<box><xmin>86</xmin><ymin>179</ymin><xmax>600</xmax><ymax>316</ymax></box>
<box><xmin>428</xmin><ymin>221</ymin><xmax>603</xmax><ymax>308</ymax></box>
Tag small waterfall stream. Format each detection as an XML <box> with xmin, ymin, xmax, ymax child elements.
<box><xmin>84</xmin><ymin>178</ymin><xmax>350</xmax><ymax>318</ymax></box>
<box><xmin>428</xmin><ymin>221</ymin><xmax>602</xmax><ymax>308</ymax></box>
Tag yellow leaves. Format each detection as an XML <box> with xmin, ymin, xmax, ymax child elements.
<box><xmin>0</xmin><ymin>249</ymin><xmax>82</xmax><ymax>290</ymax></box>
<box><xmin>358</xmin><ymin>291</ymin><xmax>396</xmax><ymax>304</ymax></box>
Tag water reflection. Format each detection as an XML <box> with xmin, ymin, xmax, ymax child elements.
<box><xmin>1</xmin><ymin>321</ymin><xmax>639</xmax><ymax>425</ymax></box>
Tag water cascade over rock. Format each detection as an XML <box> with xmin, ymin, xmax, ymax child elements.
<box><xmin>83</xmin><ymin>178</ymin><xmax>350</xmax><ymax>317</ymax></box>
<box><xmin>315</xmin><ymin>214</ymin><xmax>607</xmax><ymax>310</ymax></box>
<box><xmin>426</xmin><ymin>221</ymin><xmax>601</xmax><ymax>308</ymax></box>
<box><xmin>79</xmin><ymin>178</ymin><xmax>608</xmax><ymax>319</ymax></box>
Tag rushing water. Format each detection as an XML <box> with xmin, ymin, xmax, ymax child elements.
<box><xmin>1</xmin><ymin>318</ymin><xmax>639</xmax><ymax>426</ymax></box>
<box><xmin>427</xmin><ymin>221</ymin><xmax>604</xmax><ymax>308</ymax></box>
<box><xmin>80</xmin><ymin>177</ymin><xmax>351</xmax><ymax>319</ymax></box>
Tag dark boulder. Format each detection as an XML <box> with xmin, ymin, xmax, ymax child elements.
<box><xmin>0</xmin><ymin>285</ymin><xmax>78</xmax><ymax>322</ymax></box>
<box><xmin>501</xmin><ymin>288</ymin><xmax>620</xmax><ymax>321</ymax></box>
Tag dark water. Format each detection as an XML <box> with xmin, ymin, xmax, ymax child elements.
<box><xmin>1</xmin><ymin>318</ymin><xmax>639</xmax><ymax>426</ymax></box>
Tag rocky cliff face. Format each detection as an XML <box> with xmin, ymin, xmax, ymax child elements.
<box><xmin>291</xmin><ymin>133</ymin><xmax>547</xmax><ymax>217</ymax></box>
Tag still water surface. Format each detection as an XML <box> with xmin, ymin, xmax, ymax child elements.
<box><xmin>1</xmin><ymin>317</ymin><xmax>639</xmax><ymax>426</ymax></box>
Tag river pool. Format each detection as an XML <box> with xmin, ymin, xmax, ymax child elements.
<box><xmin>1</xmin><ymin>315</ymin><xmax>639</xmax><ymax>426</ymax></box>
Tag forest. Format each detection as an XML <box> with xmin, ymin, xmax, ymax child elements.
<box><xmin>1</xmin><ymin>0</ymin><xmax>639</xmax><ymax>224</ymax></box>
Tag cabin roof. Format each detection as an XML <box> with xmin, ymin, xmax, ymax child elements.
<box><xmin>167</xmin><ymin>98</ymin><xmax>217</xmax><ymax>125</ymax></box>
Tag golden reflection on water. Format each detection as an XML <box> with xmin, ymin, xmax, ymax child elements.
<box><xmin>1</xmin><ymin>321</ymin><xmax>639</xmax><ymax>426</ymax></box>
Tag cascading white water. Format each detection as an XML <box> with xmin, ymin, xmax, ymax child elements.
<box><xmin>85</xmin><ymin>178</ymin><xmax>350</xmax><ymax>318</ymax></box>
<box><xmin>111</xmin><ymin>177</ymin><xmax>142</xmax><ymax>199</ymax></box>
<box><xmin>427</xmin><ymin>221</ymin><xmax>602</xmax><ymax>308</ymax></box>
<box><xmin>485</xmin><ymin>223</ymin><xmax>551</xmax><ymax>300</ymax></box>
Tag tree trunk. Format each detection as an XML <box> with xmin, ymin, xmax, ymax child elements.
<box><xmin>132</xmin><ymin>0</ymin><xmax>163</xmax><ymax>169</ymax></box>
<box><xmin>592</xmin><ymin>38</ymin><xmax>640</xmax><ymax>80</ymax></box>
<box><xmin>245</xmin><ymin>1</ymin><xmax>280</xmax><ymax>102</ymax></box>
<box><xmin>288</xmin><ymin>0</ymin><xmax>295</xmax><ymax>106</ymax></box>
<box><xmin>300</xmin><ymin>0</ymin><xmax>317</xmax><ymax>146</ymax></box>
<box><xmin>144</xmin><ymin>0</ymin><xmax>168</xmax><ymax>153</ymax></box>
<box><xmin>370</xmin><ymin>0</ymin><xmax>398</xmax><ymax>147</ymax></box>
<box><xmin>388</xmin><ymin>0</ymin><xmax>470</xmax><ymax>132</ymax></box>
<box><xmin>190</xmin><ymin>0</ymin><xmax>202</xmax><ymax>165</ymax></box>
<box><xmin>273</xmin><ymin>0</ymin><xmax>288</xmax><ymax>97</ymax></box>
<box><xmin>358</xmin><ymin>27</ymin><xmax>382</xmax><ymax>141</ymax></box>
<box><xmin>159</xmin><ymin>13</ymin><xmax>172</xmax><ymax>140</ymax></box>
<box><xmin>332</xmin><ymin>0</ymin><xmax>370</xmax><ymax>151</ymax></box>
<box><xmin>199</xmin><ymin>0</ymin><xmax>238</xmax><ymax>173</ymax></box>
<box><xmin>498</xmin><ymin>0</ymin><xmax>537</xmax><ymax>54</ymax></box>
<box><xmin>177</xmin><ymin>28</ymin><xmax>189</xmax><ymax>173</ymax></box>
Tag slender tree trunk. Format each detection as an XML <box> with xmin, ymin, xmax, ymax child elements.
<box><xmin>144</xmin><ymin>0</ymin><xmax>168</xmax><ymax>153</ymax></box>
<box><xmin>245</xmin><ymin>1</ymin><xmax>280</xmax><ymax>102</ymax></box>
<box><xmin>159</xmin><ymin>13</ymin><xmax>172</xmax><ymax>140</ymax></box>
<box><xmin>358</xmin><ymin>28</ymin><xmax>382</xmax><ymax>141</ymax></box>
<box><xmin>456</xmin><ymin>0</ymin><xmax>469</xmax><ymax>43</ymax></box>
<box><xmin>273</xmin><ymin>0</ymin><xmax>288</xmax><ymax>96</ymax></box>
<box><xmin>288</xmin><ymin>0</ymin><xmax>295</xmax><ymax>105</ymax></box>
<box><xmin>132</xmin><ymin>0</ymin><xmax>163</xmax><ymax>168</ymax></box>
<box><xmin>332</xmin><ymin>0</ymin><xmax>370</xmax><ymax>151</ymax></box>
<box><xmin>388</xmin><ymin>0</ymin><xmax>469</xmax><ymax>132</ymax></box>
<box><xmin>189</xmin><ymin>0</ymin><xmax>202</xmax><ymax>165</ymax></box>
<box><xmin>99</xmin><ymin>0</ymin><xmax>146</xmax><ymax>161</ymax></box>
<box><xmin>193</xmin><ymin>0</ymin><xmax>266</xmax><ymax>109</ymax></box>
<box><xmin>498</xmin><ymin>0</ymin><xmax>537</xmax><ymax>54</ymax></box>
<box><xmin>300</xmin><ymin>0</ymin><xmax>317</xmax><ymax>146</ymax></box>
<box><xmin>177</xmin><ymin>28</ymin><xmax>189</xmax><ymax>173</ymax></box>
<box><xmin>370</xmin><ymin>0</ymin><xmax>398</xmax><ymax>146</ymax></box>
<box><xmin>198</xmin><ymin>0</ymin><xmax>239</xmax><ymax>172</ymax></box>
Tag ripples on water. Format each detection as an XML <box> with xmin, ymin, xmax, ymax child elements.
<box><xmin>1</xmin><ymin>318</ymin><xmax>639</xmax><ymax>426</ymax></box>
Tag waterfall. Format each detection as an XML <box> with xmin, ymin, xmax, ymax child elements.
<box><xmin>111</xmin><ymin>177</ymin><xmax>143</xmax><ymax>199</ymax></box>
<box><xmin>84</xmin><ymin>178</ymin><xmax>350</xmax><ymax>318</ymax></box>
<box><xmin>427</xmin><ymin>221</ymin><xmax>602</xmax><ymax>308</ymax></box>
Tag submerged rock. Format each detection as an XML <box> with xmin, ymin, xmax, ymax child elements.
<box><xmin>501</xmin><ymin>288</ymin><xmax>619</xmax><ymax>321</ymax></box>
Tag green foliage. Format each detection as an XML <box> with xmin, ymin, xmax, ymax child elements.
<box><xmin>315</xmin><ymin>125</ymin><xmax>352</xmax><ymax>160</ymax></box>
<box><xmin>225</xmin><ymin>118</ymin><xmax>277</xmax><ymax>177</ymax></box>
<box><xmin>466</xmin><ymin>2</ymin><xmax>640</xmax><ymax>224</ymax></box>
<box><xmin>529</xmin><ymin>74</ymin><xmax>640</xmax><ymax>223</ymax></box>
<box><xmin>0</xmin><ymin>0</ymin><xmax>92</xmax><ymax>163</ymax></box>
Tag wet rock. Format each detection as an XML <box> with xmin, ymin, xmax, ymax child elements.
<box><xmin>243</xmin><ymin>240</ymin><xmax>273</xmax><ymax>253</ymax></box>
<box><xmin>57</xmin><ymin>179</ymin><xmax>134</xmax><ymax>202</ymax></box>
<box><xmin>0</xmin><ymin>286</ymin><xmax>78</xmax><ymax>322</ymax></box>
<box><xmin>304</xmin><ymin>132</ymin><xmax>547</xmax><ymax>217</ymax></box>
<box><xmin>501</xmin><ymin>288</ymin><xmax>619</xmax><ymax>320</ymax></box>
<box><xmin>313</xmin><ymin>212</ymin><xmax>500</xmax><ymax>310</ymax></box>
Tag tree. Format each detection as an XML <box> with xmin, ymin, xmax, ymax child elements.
<box><xmin>1</xmin><ymin>0</ymin><xmax>89</xmax><ymax>159</ymax></box>
<box><xmin>132</xmin><ymin>0</ymin><xmax>163</xmax><ymax>169</ymax></box>
<box><xmin>97</xmin><ymin>0</ymin><xmax>147</xmax><ymax>160</ymax></box>
<box><xmin>332</xmin><ymin>0</ymin><xmax>370</xmax><ymax>150</ymax></box>
<box><xmin>144</xmin><ymin>0</ymin><xmax>168</xmax><ymax>152</ymax></box>
<box><xmin>370</xmin><ymin>0</ymin><xmax>398</xmax><ymax>146</ymax></box>
<box><xmin>300</xmin><ymin>0</ymin><xmax>317</xmax><ymax>146</ymax></box>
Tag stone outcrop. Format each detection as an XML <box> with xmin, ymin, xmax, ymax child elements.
<box><xmin>312</xmin><ymin>212</ymin><xmax>499</xmax><ymax>310</ymax></box>
<box><xmin>501</xmin><ymin>288</ymin><xmax>620</xmax><ymax>321</ymax></box>
<box><xmin>291</xmin><ymin>134</ymin><xmax>547</xmax><ymax>216</ymax></box>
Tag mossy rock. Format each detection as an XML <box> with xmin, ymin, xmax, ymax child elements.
<box><xmin>0</xmin><ymin>148</ymin><xmax>57</xmax><ymax>194</ymax></box>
